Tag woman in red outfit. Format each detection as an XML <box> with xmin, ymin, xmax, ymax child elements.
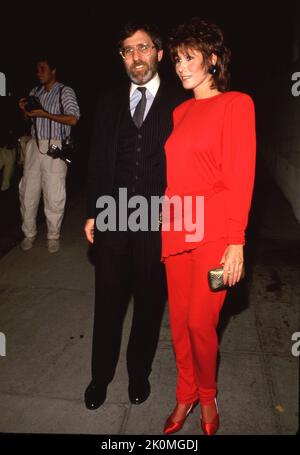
<box><xmin>162</xmin><ymin>18</ymin><xmax>256</xmax><ymax>435</ymax></box>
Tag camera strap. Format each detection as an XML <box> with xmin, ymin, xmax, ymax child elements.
<box><xmin>46</xmin><ymin>85</ymin><xmax>66</xmax><ymax>148</ymax></box>
<box><xmin>33</xmin><ymin>118</ymin><xmax>51</xmax><ymax>155</ymax></box>
<box><xmin>33</xmin><ymin>85</ymin><xmax>67</xmax><ymax>154</ymax></box>
<box><xmin>32</xmin><ymin>85</ymin><xmax>51</xmax><ymax>154</ymax></box>
<box><xmin>58</xmin><ymin>86</ymin><xmax>68</xmax><ymax>143</ymax></box>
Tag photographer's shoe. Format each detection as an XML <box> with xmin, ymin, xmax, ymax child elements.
<box><xmin>47</xmin><ymin>239</ymin><xmax>60</xmax><ymax>253</ymax></box>
<box><xmin>21</xmin><ymin>236</ymin><xmax>36</xmax><ymax>251</ymax></box>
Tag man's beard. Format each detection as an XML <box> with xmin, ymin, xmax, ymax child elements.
<box><xmin>126</xmin><ymin>57</ymin><xmax>159</xmax><ymax>85</ymax></box>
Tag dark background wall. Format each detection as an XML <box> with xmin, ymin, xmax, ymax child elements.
<box><xmin>0</xmin><ymin>0</ymin><xmax>299</xmax><ymax>218</ymax></box>
<box><xmin>0</xmin><ymin>1</ymin><xmax>295</xmax><ymax>125</ymax></box>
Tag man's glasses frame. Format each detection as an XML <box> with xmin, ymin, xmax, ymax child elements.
<box><xmin>119</xmin><ymin>43</ymin><xmax>156</xmax><ymax>60</ymax></box>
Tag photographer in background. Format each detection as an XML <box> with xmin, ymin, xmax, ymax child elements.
<box><xmin>18</xmin><ymin>56</ymin><xmax>80</xmax><ymax>253</ymax></box>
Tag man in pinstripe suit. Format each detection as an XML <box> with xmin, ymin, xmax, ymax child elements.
<box><xmin>18</xmin><ymin>56</ymin><xmax>80</xmax><ymax>253</ymax></box>
<box><xmin>84</xmin><ymin>23</ymin><xmax>188</xmax><ymax>409</ymax></box>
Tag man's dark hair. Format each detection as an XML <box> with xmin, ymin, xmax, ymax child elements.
<box><xmin>118</xmin><ymin>22</ymin><xmax>163</xmax><ymax>51</ymax></box>
<box><xmin>35</xmin><ymin>54</ymin><xmax>58</xmax><ymax>71</ymax></box>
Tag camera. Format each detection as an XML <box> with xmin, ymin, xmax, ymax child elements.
<box><xmin>24</xmin><ymin>96</ymin><xmax>43</xmax><ymax>112</ymax></box>
<box><xmin>47</xmin><ymin>141</ymin><xmax>74</xmax><ymax>165</ymax></box>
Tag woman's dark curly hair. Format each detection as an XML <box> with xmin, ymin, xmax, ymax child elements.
<box><xmin>168</xmin><ymin>17</ymin><xmax>231</xmax><ymax>92</ymax></box>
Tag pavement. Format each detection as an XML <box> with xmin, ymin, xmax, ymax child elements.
<box><xmin>0</xmin><ymin>159</ymin><xmax>299</xmax><ymax>437</ymax></box>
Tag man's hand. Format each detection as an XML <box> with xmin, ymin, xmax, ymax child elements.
<box><xmin>84</xmin><ymin>218</ymin><xmax>95</xmax><ymax>244</ymax></box>
<box><xmin>18</xmin><ymin>99</ymin><xmax>47</xmax><ymax>118</ymax></box>
<box><xmin>25</xmin><ymin>109</ymin><xmax>48</xmax><ymax>118</ymax></box>
<box><xmin>220</xmin><ymin>244</ymin><xmax>244</xmax><ymax>287</ymax></box>
<box><xmin>18</xmin><ymin>97</ymin><xmax>28</xmax><ymax>114</ymax></box>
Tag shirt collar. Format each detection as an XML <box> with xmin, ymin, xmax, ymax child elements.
<box><xmin>130</xmin><ymin>73</ymin><xmax>160</xmax><ymax>98</ymax></box>
<box><xmin>39</xmin><ymin>81</ymin><xmax>61</xmax><ymax>94</ymax></box>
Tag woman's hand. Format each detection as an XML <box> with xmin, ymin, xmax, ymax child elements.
<box><xmin>220</xmin><ymin>244</ymin><xmax>244</xmax><ymax>287</ymax></box>
<box><xmin>84</xmin><ymin>218</ymin><xmax>95</xmax><ymax>244</ymax></box>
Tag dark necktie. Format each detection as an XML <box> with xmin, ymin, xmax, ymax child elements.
<box><xmin>132</xmin><ymin>87</ymin><xmax>147</xmax><ymax>128</ymax></box>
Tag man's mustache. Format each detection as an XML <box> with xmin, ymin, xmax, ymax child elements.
<box><xmin>130</xmin><ymin>61</ymin><xmax>149</xmax><ymax>70</ymax></box>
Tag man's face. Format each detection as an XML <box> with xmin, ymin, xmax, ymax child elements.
<box><xmin>121</xmin><ymin>30</ymin><xmax>163</xmax><ymax>85</ymax></box>
<box><xmin>36</xmin><ymin>61</ymin><xmax>56</xmax><ymax>85</ymax></box>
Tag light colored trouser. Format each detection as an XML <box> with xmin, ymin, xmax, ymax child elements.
<box><xmin>19</xmin><ymin>138</ymin><xmax>67</xmax><ymax>240</ymax></box>
<box><xmin>0</xmin><ymin>147</ymin><xmax>16</xmax><ymax>191</ymax></box>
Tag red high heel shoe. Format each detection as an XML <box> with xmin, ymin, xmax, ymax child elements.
<box><xmin>200</xmin><ymin>398</ymin><xmax>219</xmax><ymax>436</ymax></box>
<box><xmin>163</xmin><ymin>400</ymin><xmax>198</xmax><ymax>435</ymax></box>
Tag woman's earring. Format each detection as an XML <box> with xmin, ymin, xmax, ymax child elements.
<box><xmin>208</xmin><ymin>65</ymin><xmax>217</xmax><ymax>75</ymax></box>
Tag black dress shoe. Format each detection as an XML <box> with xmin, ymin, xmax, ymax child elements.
<box><xmin>84</xmin><ymin>381</ymin><xmax>107</xmax><ymax>410</ymax></box>
<box><xmin>128</xmin><ymin>379</ymin><xmax>151</xmax><ymax>405</ymax></box>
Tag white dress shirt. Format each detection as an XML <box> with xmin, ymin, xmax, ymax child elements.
<box><xmin>129</xmin><ymin>73</ymin><xmax>160</xmax><ymax>121</ymax></box>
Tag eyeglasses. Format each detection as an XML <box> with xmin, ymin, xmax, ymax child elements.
<box><xmin>119</xmin><ymin>43</ymin><xmax>156</xmax><ymax>59</ymax></box>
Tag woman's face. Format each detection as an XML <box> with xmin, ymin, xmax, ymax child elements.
<box><xmin>174</xmin><ymin>47</ymin><xmax>215</xmax><ymax>94</ymax></box>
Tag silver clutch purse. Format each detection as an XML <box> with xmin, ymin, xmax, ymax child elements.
<box><xmin>208</xmin><ymin>266</ymin><xmax>245</xmax><ymax>292</ymax></box>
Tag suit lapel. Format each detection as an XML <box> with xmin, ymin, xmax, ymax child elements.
<box><xmin>141</xmin><ymin>82</ymin><xmax>165</xmax><ymax>127</ymax></box>
<box><xmin>110</xmin><ymin>86</ymin><xmax>130</xmax><ymax>167</ymax></box>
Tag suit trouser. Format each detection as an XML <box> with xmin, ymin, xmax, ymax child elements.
<box><xmin>19</xmin><ymin>139</ymin><xmax>67</xmax><ymax>239</ymax></box>
<box><xmin>91</xmin><ymin>228</ymin><xmax>167</xmax><ymax>385</ymax></box>
<box><xmin>164</xmin><ymin>238</ymin><xmax>227</xmax><ymax>405</ymax></box>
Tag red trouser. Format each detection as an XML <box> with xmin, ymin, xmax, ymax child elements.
<box><xmin>164</xmin><ymin>238</ymin><xmax>227</xmax><ymax>405</ymax></box>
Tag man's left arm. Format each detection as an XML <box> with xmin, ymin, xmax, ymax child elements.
<box><xmin>26</xmin><ymin>110</ymin><xmax>77</xmax><ymax>126</ymax></box>
<box><xmin>26</xmin><ymin>86</ymin><xmax>80</xmax><ymax>126</ymax></box>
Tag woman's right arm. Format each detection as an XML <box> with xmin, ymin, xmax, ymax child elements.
<box><xmin>221</xmin><ymin>93</ymin><xmax>256</xmax><ymax>285</ymax></box>
<box><xmin>221</xmin><ymin>93</ymin><xmax>256</xmax><ymax>246</ymax></box>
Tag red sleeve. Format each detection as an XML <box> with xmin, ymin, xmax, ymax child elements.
<box><xmin>221</xmin><ymin>93</ymin><xmax>256</xmax><ymax>245</ymax></box>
